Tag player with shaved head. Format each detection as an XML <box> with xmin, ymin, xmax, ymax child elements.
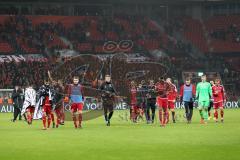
<box><xmin>68</xmin><ymin>76</ymin><xmax>85</xmax><ymax>129</ymax></box>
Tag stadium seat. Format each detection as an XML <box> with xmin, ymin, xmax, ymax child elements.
<box><xmin>0</xmin><ymin>42</ymin><xmax>14</xmax><ymax>54</ymax></box>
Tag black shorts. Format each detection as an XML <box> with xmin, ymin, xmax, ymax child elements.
<box><xmin>103</xmin><ymin>101</ymin><xmax>114</xmax><ymax>112</ymax></box>
<box><xmin>209</xmin><ymin>101</ymin><xmax>213</xmax><ymax>109</ymax></box>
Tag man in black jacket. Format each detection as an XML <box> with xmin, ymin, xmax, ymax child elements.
<box><xmin>99</xmin><ymin>75</ymin><xmax>116</xmax><ymax>126</ymax></box>
<box><xmin>146</xmin><ymin>80</ymin><xmax>156</xmax><ymax>124</ymax></box>
<box><xmin>11</xmin><ymin>85</ymin><xmax>24</xmax><ymax>122</ymax></box>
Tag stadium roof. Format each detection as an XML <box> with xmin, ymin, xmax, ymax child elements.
<box><xmin>0</xmin><ymin>0</ymin><xmax>237</xmax><ymax>5</ymax></box>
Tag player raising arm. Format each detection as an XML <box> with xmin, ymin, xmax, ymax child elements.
<box><xmin>38</xmin><ymin>79</ymin><xmax>55</xmax><ymax>130</ymax></box>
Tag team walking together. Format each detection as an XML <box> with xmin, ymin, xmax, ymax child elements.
<box><xmin>129</xmin><ymin>74</ymin><xmax>226</xmax><ymax>126</ymax></box>
<box><xmin>11</xmin><ymin>72</ymin><xmax>226</xmax><ymax>129</ymax></box>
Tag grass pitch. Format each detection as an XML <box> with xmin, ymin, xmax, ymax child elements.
<box><xmin>0</xmin><ymin>109</ymin><xmax>239</xmax><ymax>160</ymax></box>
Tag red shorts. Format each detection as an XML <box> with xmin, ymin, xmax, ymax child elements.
<box><xmin>42</xmin><ymin>105</ymin><xmax>52</xmax><ymax>114</ymax></box>
<box><xmin>157</xmin><ymin>97</ymin><xmax>168</xmax><ymax>109</ymax></box>
<box><xmin>131</xmin><ymin>105</ymin><xmax>139</xmax><ymax>112</ymax></box>
<box><xmin>167</xmin><ymin>94</ymin><xmax>176</xmax><ymax>101</ymax></box>
<box><xmin>168</xmin><ymin>101</ymin><xmax>175</xmax><ymax>109</ymax></box>
<box><xmin>55</xmin><ymin>105</ymin><xmax>63</xmax><ymax>115</ymax></box>
<box><xmin>71</xmin><ymin>103</ymin><xmax>83</xmax><ymax>112</ymax></box>
<box><xmin>26</xmin><ymin>106</ymin><xmax>35</xmax><ymax>113</ymax></box>
<box><xmin>214</xmin><ymin>102</ymin><xmax>224</xmax><ymax>109</ymax></box>
<box><xmin>131</xmin><ymin>99</ymin><xmax>137</xmax><ymax>105</ymax></box>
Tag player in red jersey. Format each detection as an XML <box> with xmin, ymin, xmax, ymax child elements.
<box><xmin>129</xmin><ymin>81</ymin><xmax>138</xmax><ymax>122</ymax></box>
<box><xmin>48</xmin><ymin>71</ymin><xmax>65</xmax><ymax>127</ymax></box>
<box><xmin>166</xmin><ymin>78</ymin><xmax>177</xmax><ymax>123</ymax></box>
<box><xmin>212</xmin><ymin>78</ymin><xmax>226</xmax><ymax>123</ymax></box>
<box><xmin>38</xmin><ymin>79</ymin><xmax>55</xmax><ymax>130</ymax></box>
<box><xmin>155</xmin><ymin>77</ymin><xmax>170</xmax><ymax>127</ymax></box>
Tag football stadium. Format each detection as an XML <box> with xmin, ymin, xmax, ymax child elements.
<box><xmin>0</xmin><ymin>0</ymin><xmax>239</xmax><ymax>160</ymax></box>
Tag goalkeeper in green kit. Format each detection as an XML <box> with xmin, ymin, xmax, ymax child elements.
<box><xmin>196</xmin><ymin>74</ymin><xmax>212</xmax><ymax>124</ymax></box>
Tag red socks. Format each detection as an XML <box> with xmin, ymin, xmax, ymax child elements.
<box><xmin>159</xmin><ymin>110</ymin><xmax>163</xmax><ymax>124</ymax></box>
<box><xmin>164</xmin><ymin>111</ymin><xmax>169</xmax><ymax>125</ymax></box>
<box><xmin>159</xmin><ymin>109</ymin><xmax>168</xmax><ymax>126</ymax></box>
<box><xmin>214</xmin><ymin>110</ymin><xmax>224</xmax><ymax>119</ymax></box>
<box><xmin>214</xmin><ymin>110</ymin><xmax>218</xmax><ymax>120</ymax></box>
<box><xmin>79</xmin><ymin>114</ymin><xmax>82</xmax><ymax>126</ymax></box>
<box><xmin>132</xmin><ymin>112</ymin><xmax>136</xmax><ymax>121</ymax></box>
<box><xmin>42</xmin><ymin>115</ymin><xmax>46</xmax><ymax>128</ymax></box>
<box><xmin>47</xmin><ymin>117</ymin><xmax>51</xmax><ymax>128</ymax></box>
<box><xmin>51</xmin><ymin>113</ymin><xmax>55</xmax><ymax>124</ymax></box>
<box><xmin>27</xmin><ymin>113</ymin><xmax>32</xmax><ymax>124</ymax></box>
<box><xmin>220</xmin><ymin>110</ymin><xmax>224</xmax><ymax>119</ymax></box>
<box><xmin>57</xmin><ymin>117</ymin><xmax>60</xmax><ymax>126</ymax></box>
<box><xmin>42</xmin><ymin>114</ymin><xmax>51</xmax><ymax>128</ymax></box>
<box><xmin>72</xmin><ymin>116</ymin><xmax>77</xmax><ymax>128</ymax></box>
<box><xmin>166</xmin><ymin>112</ymin><xmax>169</xmax><ymax>123</ymax></box>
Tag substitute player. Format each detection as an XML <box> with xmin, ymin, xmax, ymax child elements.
<box><xmin>212</xmin><ymin>78</ymin><xmax>226</xmax><ymax>123</ymax></box>
<box><xmin>68</xmin><ymin>76</ymin><xmax>84</xmax><ymax>129</ymax></box>
<box><xmin>179</xmin><ymin>78</ymin><xmax>196</xmax><ymax>123</ymax></box>
<box><xmin>196</xmin><ymin>74</ymin><xmax>212</xmax><ymax>124</ymax></box>
<box><xmin>155</xmin><ymin>77</ymin><xmax>170</xmax><ymax>127</ymax></box>
<box><xmin>166</xmin><ymin>78</ymin><xmax>177</xmax><ymax>123</ymax></box>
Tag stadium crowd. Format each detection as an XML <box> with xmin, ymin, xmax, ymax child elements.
<box><xmin>0</xmin><ymin>54</ymin><xmax>239</xmax><ymax>101</ymax></box>
<box><xmin>0</xmin><ymin>15</ymin><xmax>192</xmax><ymax>56</ymax></box>
<box><xmin>0</xmin><ymin>61</ymin><xmax>50</xmax><ymax>88</ymax></box>
<box><xmin>0</xmin><ymin>13</ymin><xmax>239</xmax><ymax>102</ymax></box>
